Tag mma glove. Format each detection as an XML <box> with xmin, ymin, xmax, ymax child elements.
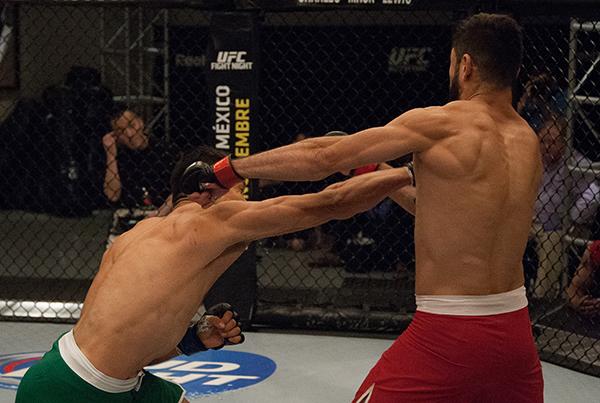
<box><xmin>180</xmin><ymin>156</ymin><xmax>243</xmax><ymax>194</ymax></box>
<box><xmin>324</xmin><ymin>130</ymin><xmax>378</xmax><ymax>176</ymax></box>
<box><xmin>176</xmin><ymin>303</ymin><xmax>245</xmax><ymax>356</ymax></box>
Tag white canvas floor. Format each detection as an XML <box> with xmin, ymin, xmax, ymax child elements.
<box><xmin>1</xmin><ymin>322</ymin><xmax>599</xmax><ymax>402</ymax></box>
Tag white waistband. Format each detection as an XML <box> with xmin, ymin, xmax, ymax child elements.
<box><xmin>59</xmin><ymin>330</ymin><xmax>143</xmax><ymax>393</ymax></box>
<box><xmin>415</xmin><ymin>286</ymin><xmax>528</xmax><ymax>316</ymax></box>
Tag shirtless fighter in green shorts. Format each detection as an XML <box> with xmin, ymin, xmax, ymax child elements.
<box><xmin>16</xmin><ymin>145</ymin><xmax>412</xmax><ymax>402</ymax></box>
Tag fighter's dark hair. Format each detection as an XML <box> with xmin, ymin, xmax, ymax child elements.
<box><xmin>452</xmin><ymin>13</ymin><xmax>523</xmax><ymax>88</ymax></box>
<box><xmin>170</xmin><ymin>145</ymin><xmax>227</xmax><ymax>204</ymax></box>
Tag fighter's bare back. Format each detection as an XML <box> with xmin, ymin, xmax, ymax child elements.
<box><xmin>73</xmin><ymin>200</ymin><xmax>248</xmax><ymax>380</ymax></box>
<box><xmin>412</xmin><ymin>99</ymin><xmax>541</xmax><ymax>295</ymax></box>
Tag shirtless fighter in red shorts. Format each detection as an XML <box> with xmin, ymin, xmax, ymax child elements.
<box><xmin>182</xmin><ymin>13</ymin><xmax>544</xmax><ymax>403</ymax></box>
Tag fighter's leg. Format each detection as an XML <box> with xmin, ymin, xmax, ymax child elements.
<box><xmin>353</xmin><ymin>333</ymin><xmax>473</xmax><ymax>403</ymax></box>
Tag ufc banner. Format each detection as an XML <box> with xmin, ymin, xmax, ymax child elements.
<box><xmin>203</xmin><ymin>12</ymin><xmax>259</xmax><ymax>325</ymax></box>
<box><xmin>206</xmin><ymin>12</ymin><xmax>259</xmax><ymax>201</ymax></box>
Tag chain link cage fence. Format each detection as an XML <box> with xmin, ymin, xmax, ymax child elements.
<box><xmin>0</xmin><ymin>0</ymin><xmax>598</xmax><ymax>377</ymax></box>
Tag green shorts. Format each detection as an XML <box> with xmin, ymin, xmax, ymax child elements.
<box><xmin>15</xmin><ymin>336</ymin><xmax>185</xmax><ymax>403</ymax></box>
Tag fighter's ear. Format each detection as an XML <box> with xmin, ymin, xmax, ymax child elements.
<box><xmin>461</xmin><ymin>53</ymin><xmax>474</xmax><ymax>80</ymax></box>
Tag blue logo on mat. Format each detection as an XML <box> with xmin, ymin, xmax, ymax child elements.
<box><xmin>0</xmin><ymin>350</ymin><xmax>277</xmax><ymax>398</ymax></box>
<box><xmin>146</xmin><ymin>350</ymin><xmax>277</xmax><ymax>398</ymax></box>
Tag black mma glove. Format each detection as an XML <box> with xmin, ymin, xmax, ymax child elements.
<box><xmin>180</xmin><ymin>156</ymin><xmax>243</xmax><ymax>195</ymax></box>
<box><xmin>176</xmin><ymin>303</ymin><xmax>245</xmax><ymax>356</ymax></box>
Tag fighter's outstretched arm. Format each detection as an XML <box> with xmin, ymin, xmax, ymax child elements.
<box><xmin>231</xmin><ymin>106</ymin><xmax>451</xmax><ymax>181</ymax></box>
<box><xmin>212</xmin><ymin>168</ymin><xmax>412</xmax><ymax>244</ymax></box>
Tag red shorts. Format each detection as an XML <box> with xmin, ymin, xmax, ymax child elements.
<box><xmin>354</xmin><ymin>307</ymin><xmax>543</xmax><ymax>403</ymax></box>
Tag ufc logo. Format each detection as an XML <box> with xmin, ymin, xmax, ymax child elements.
<box><xmin>216</xmin><ymin>51</ymin><xmax>247</xmax><ymax>64</ymax></box>
<box><xmin>388</xmin><ymin>47</ymin><xmax>431</xmax><ymax>73</ymax></box>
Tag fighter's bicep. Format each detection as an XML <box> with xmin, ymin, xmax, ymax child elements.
<box><xmin>329</xmin><ymin>107</ymin><xmax>452</xmax><ymax>169</ymax></box>
<box><xmin>326</xmin><ymin>126</ymin><xmax>410</xmax><ymax>168</ymax></box>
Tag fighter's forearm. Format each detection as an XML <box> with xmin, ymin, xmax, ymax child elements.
<box><xmin>232</xmin><ymin>136</ymin><xmax>344</xmax><ymax>181</ymax></box>
<box><xmin>378</xmin><ymin>162</ymin><xmax>416</xmax><ymax>215</ymax></box>
<box><xmin>390</xmin><ymin>186</ymin><xmax>416</xmax><ymax>216</ymax></box>
<box><xmin>333</xmin><ymin>168</ymin><xmax>412</xmax><ymax>220</ymax></box>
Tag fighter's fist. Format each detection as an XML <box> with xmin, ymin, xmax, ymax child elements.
<box><xmin>180</xmin><ymin>161</ymin><xmax>216</xmax><ymax>194</ymax></box>
<box><xmin>198</xmin><ymin>303</ymin><xmax>245</xmax><ymax>349</ymax></box>
<box><xmin>180</xmin><ymin>156</ymin><xmax>243</xmax><ymax>195</ymax></box>
<box><xmin>177</xmin><ymin>303</ymin><xmax>245</xmax><ymax>355</ymax></box>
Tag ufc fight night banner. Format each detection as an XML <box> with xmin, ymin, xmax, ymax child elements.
<box><xmin>206</xmin><ymin>12</ymin><xmax>259</xmax><ymax>202</ymax></box>
<box><xmin>203</xmin><ymin>12</ymin><xmax>259</xmax><ymax>324</ymax></box>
